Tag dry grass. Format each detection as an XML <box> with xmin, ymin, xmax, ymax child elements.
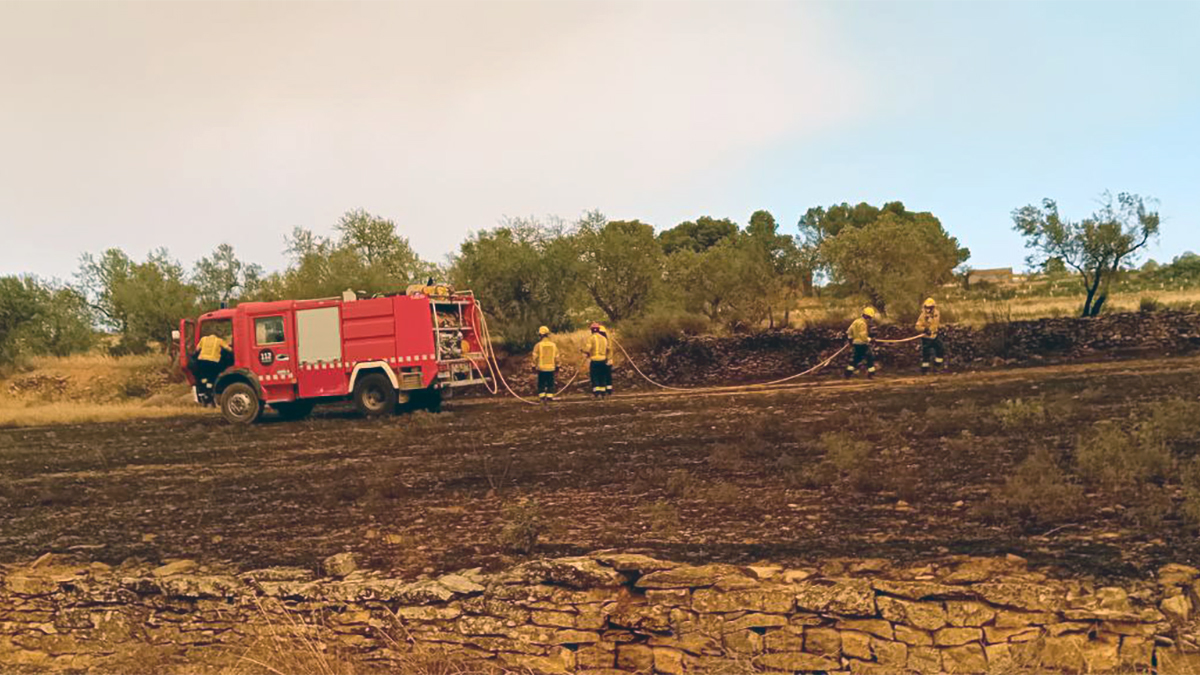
<box><xmin>0</xmin><ymin>400</ymin><xmax>208</xmax><ymax>428</ymax></box>
<box><xmin>220</xmin><ymin>599</ymin><xmax>502</xmax><ymax>675</ymax></box>
<box><xmin>0</xmin><ymin>350</ymin><xmax>202</xmax><ymax>428</ymax></box>
<box><xmin>786</xmin><ymin>288</ymin><xmax>1200</xmax><ymax>329</ymax></box>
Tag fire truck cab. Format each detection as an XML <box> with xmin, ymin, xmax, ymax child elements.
<box><xmin>175</xmin><ymin>288</ymin><xmax>490</xmax><ymax>424</ymax></box>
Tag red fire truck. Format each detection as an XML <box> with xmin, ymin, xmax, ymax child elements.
<box><xmin>175</xmin><ymin>288</ymin><xmax>491</xmax><ymax>424</ymax></box>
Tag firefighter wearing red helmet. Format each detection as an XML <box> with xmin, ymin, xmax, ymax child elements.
<box><xmin>583</xmin><ymin>322</ymin><xmax>611</xmax><ymax>398</ymax></box>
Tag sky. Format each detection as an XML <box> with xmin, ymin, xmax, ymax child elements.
<box><xmin>1</xmin><ymin>0</ymin><xmax>1197</xmax><ymax>281</ymax></box>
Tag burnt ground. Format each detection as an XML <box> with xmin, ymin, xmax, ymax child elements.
<box><xmin>2</xmin><ymin>355</ymin><xmax>1200</xmax><ymax>583</ymax></box>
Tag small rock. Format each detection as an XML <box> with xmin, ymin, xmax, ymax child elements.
<box><xmin>1162</xmin><ymin>594</ymin><xmax>1192</xmax><ymax>623</ymax></box>
<box><xmin>152</xmin><ymin>560</ymin><xmax>198</xmax><ymax>577</ymax></box>
<box><xmin>324</xmin><ymin>552</ymin><xmax>358</xmax><ymax>578</ymax></box>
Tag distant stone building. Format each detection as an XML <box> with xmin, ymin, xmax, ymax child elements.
<box><xmin>968</xmin><ymin>267</ymin><xmax>1015</xmax><ymax>286</ymax></box>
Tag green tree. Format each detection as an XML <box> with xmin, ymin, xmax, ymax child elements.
<box><xmin>669</xmin><ymin>236</ymin><xmax>773</xmax><ymax>331</ymax></box>
<box><xmin>77</xmin><ymin>248</ymin><xmax>197</xmax><ymax>353</ymax></box>
<box><xmin>744</xmin><ymin>210</ymin><xmax>811</xmax><ymax>327</ymax></box>
<box><xmin>658</xmin><ymin>216</ymin><xmax>738</xmax><ymax>255</ymax></box>
<box><xmin>1012</xmin><ymin>192</ymin><xmax>1159</xmax><ymax>317</ymax></box>
<box><xmin>576</xmin><ymin>212</ymin><xmax>663</xmax><ymax>323</ymax></box>
<box><xmin>13</xmin><ymin>282</ymin><xmax>95</xmax><ymax>358</ymax></box>
<box><xmin>193</xmin><ymin>243</ymin><xmax>263</xmax><ymax>310</ymax></box>
<box><xmin>821</xmin><ymin>209</ymin><xmax>968</xmax><ymax>316</ymax></box>
<box><xmin>1043</xmin><ymin>257</ymin><xmax>1069</xmax><ymax>276</ymax></box>
<box><xmin>0</xmin><ymin>277</ymin><xmax>42</xmax><ymax>365</ymax></box>
<box><xmin>270</xmin><ymin>210</ymin><xmax>429</xmax><ymax>300</ymax></box>
<box><xmin>797</xmin><ymin>201</ymin><xmax>913</xmax><ymax>282</ymax></box>
<box><xmin>450</xmin><ymin>217</ymin><xmax>580</xmax><ymax>348</ymax></box>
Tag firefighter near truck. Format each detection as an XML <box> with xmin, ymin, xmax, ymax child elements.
<box><xmin>175</xmin><ymin>287</ymin><xmax>492</xmax><ymax>424</ymax></box>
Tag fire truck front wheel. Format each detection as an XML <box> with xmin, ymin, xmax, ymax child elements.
<box><xmin>353</xmin><ymin>373</ymin><xmax>397</xmax><ymax>417</ymax></box>
<box><xmin>220</xmin><ymin>382</ymin><xmax>262</xmax><ymax>425</ymax></box>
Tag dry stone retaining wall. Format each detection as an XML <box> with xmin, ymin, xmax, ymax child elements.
<box><xmin>643</xmin><ymin>311</ymin><xmax>1200</xmax><ymax>386</ymax></box>
<box><xmin>6</xmin><ymin>552</ymin><xmax>1200</xmax><ymax>673</ymax></box>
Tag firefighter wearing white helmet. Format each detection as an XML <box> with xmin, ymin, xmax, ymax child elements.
<box><xmin>531</xmin><ymin>325</ymin><xmax>559</xmax><ymax>403</ymax></box>
<box><xmin>915</xmin><ymin>297</ymin><xmax>946</xmax><ymax>375</ymax></box>
<box><xmin>844</xmin><ymin>306</ymin><xmax>878</xmax><ymax>379</ymax></box>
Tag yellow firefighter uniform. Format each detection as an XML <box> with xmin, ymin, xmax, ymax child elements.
<box><xmin>915</xmin><ymin>308</ymin><xmax>941</xmax><ymax>338</ymax></box>
<box><xmin>586</xmin><ymin>332</ymin><xmax>609</xmax><ymax>361</ymax></box>
<box><xmin>847</xmin><ymin>318</ymin><xmax>871</xmax><ymax>345</ymax></box>
<box><xmin>533</xmin><ymin>338</ymin><xmax>558</xmax><ymax>372</ymax></box>
<box><xmin>197</xmin><ymin>335</ymin><xmax>230</xmax><ymax>362</ymax></box>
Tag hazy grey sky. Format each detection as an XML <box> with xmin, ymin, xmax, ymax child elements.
<box><xmin>2</xmin><ymin>0</ymin><xmax>1197</xmax><ymax>280</ymax></box>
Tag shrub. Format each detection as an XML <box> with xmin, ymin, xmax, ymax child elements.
<box><xmin>985</xmin><ymin>449</ymin><xmax>1085</xmax><ymax>527</ymax></box>
<box><xmin>646</xmin><ymin>499</ymin><xmax>681</xmax><ymax>533</ymax></box>
<box><xmin>880</xmin><ymin>462</ymin><xmax>923</xmax><ymax>503</ymax></box>
<box><xmin>665</xmin><ymin>469</ymin><xmax>697</xmax><ymax>498</ymax></box>
<box><xmin>632</xmin><ymin>467</ymin><xmax>669</xmax><ymax>495</ymax></box>
<box><xmin>1075</xmin><ymin>420</ymin><xmax>1171</xmax><ymax>493</ymax></box>
<box><xmin>619</xmin><ymin>309</ymin><xmax>709</xmax><ymax>353</ymax></box>
<box><xmin>707</xmin><ymin>444</ymin><xmax>745</xmax><ymax>472</ymax></box>
<box><xmin>1138</xmin><ymin>398</ymin><xmax>1200</xmax><ymax>448</ymax></box>
<box><xmin>1139</xmin><ymin>296</ymin><xmax>1163</xmax><ymax>313</ymax></box>
<box><xmin>499</xmin><ymin>500</ymin><xmax>544</xmax><ymax>554</ymax></box>
<box><xmin>775</xmin><ymin>453</ymin><xmax>838</xmax><ymax>490</ymax></box>
<box><xmin>992</xmin><ymin>397</ymin><xmax>1047</xmax><ymax>430</ymax></box>
<box><xmin>821</xmin><ymin>432</ymin><xmax>872</xmax><ymax>474</ymax></box>
<box><xmin>703</xmin><ymin>482</ymin><xmax>740</xmax><ymax>505</ymax></box>
<box><xmin>1180</xmin><ymin>458</ymin><xmax>1200</xmax><ymax>527</ymax></box>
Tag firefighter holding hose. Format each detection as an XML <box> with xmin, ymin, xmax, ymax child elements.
<box><xmin>531</xmin><ymin>326</ymin><xmax>559</xmax><ymax>403</ymax></box>
<box><xmin>916</xmin><ymin>297</ymin><xmax>946</xmax><ymax>374</ymax></box>
<box><xmin>844</xmin><ymin>306</ymin><xmax>878</xmax><ymax>379</ymax></box>
<box><xmin>583</xmin><ymin>322</ymin><xmax>610</xmax><ymax>398</ymax></box>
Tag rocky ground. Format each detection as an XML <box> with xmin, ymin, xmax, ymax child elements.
<box><xmin>2</xmin><ymin>354</ymin><xmax>1200</xmax><ymax>585</ymax></box>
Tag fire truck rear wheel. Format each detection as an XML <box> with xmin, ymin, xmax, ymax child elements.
<box><xmin>353</xmin><ymin>373</ymin><xmax>396</xmax><ymax>417</ymax></box>
<box><xmin>220</xmin><ymin>382</ymin><xmax>262</xmax><ymax>425</ymax></box>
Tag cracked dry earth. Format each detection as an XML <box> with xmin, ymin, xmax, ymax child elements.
<box><xmin>2</xmin><ymin>355</ymin><xmax>1199</xmax><ymax>581</ymax></box>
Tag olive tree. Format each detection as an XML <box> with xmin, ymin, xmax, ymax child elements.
<box><xmin>1012</xmin><ymin>192</ymin><xmax>1159</xmax><ymax>316</ymax></box>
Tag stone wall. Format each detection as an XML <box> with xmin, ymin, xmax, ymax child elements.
<box><xmin>7</xmin><ymin>552</ymin><xmax>1200</xmax><ymax>673</ymax></box>
<box><xmin>642</xmin><ymin>311</ymin><xmax>1200</xmax><ymax>386</ymax></box>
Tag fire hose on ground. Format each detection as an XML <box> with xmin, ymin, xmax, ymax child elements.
<box><xmin>469</xmin><ymin>301</ymin><xmax>927</xmax><ymax>405</ymax></box>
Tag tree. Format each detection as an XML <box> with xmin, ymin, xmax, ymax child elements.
<box><xmin>193</xmin><ymin>243</ymin><xmax>263</xmax><ymax>310</ymax></box>
<box><xmin>744</xmin><ymin>210</ymin><xmax>810</xmax><ymax>328</ymax></box>
<box><xmin>77</xmin><ymin>248</ymin><xmax>197</xmax><ymax>353</ymax></box>
<box><xmin>658</xmin><ymin>216</ymin><xmax>738</xmax><ymax>255</ymax></box>
<box><xmin>0</xmin><ymin>277</ymin><xmax>42</xmax><ymax>365</ymax></box>
<box><xmin>14</xmin><ymin>281</ymin><xmax>95</xmax><ymax>358</ymax></box>
<box><xmin>1012</xmin><ymin>192</ymin><xmax>1159</xmax><ymax>317</ymax></box>
<box><xmin>669</xmin><ymin>236</ymin><xmax>773</xmax><ymax>331</ymax></box>
<box><xmin>269</xmin><ymin>210</ymin><xmax>429</xmax><ymax>300</ymax></box>
<box><xmin>821</xmin><ymin>209</ymin><xmax>968</xmax><ymax>316</ymax></box>
<box><xmin>798</xmin><ymin>201</ymin><xmax>915</xmax><ymax>286</ymax></box>
<box><xmin>576</xmin><ymin>212</ymin><xmax>663</xmax><ymax>323</ymax></box>
<box><xmin>1043</xmin><ymin>258</ymin><xmax>1069</xmax><ymax>276</ymax></box>
<box><xmin>450</xmin><ymin>217</ymin><xmax>580</xmax><ymax>348</ymax></box>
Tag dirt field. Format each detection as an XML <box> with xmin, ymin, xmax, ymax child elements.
<box><xmin>2</xmin><ymin>355</ymin><xmax>1199</xmax><ymax>584</ymax></box>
